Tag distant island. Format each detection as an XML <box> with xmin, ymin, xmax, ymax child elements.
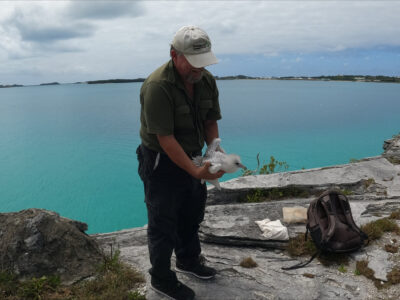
<box><xmin>215</xmin><ymin>75</ymin><xmax>259</xmax><ymax>80</ymax></box>
<box><xmin>40</xmin><ymin>82</ymin><xmax>60</xmax><ymax>86</ymax></box>
<box><xmin>276</xmin><ymin>75</ymin><xmax>400</xmax><ymax>83</ymax></box>
<box><xmin>86</xmin><ymin>79</ymin><xmax>145</xmax><ymax>84</ymax></box>
<box><xmin>1</xmin><ymin>75</ymin><xmax>399</xmax><ymax>89</ymax></box>
<box><xmin>0</xmin><ymin>84</ymin><xmax>23</xmax><ymax>88</ymax></box>
<box><xmin>216</xmin><ymin>74</ymin><xmax>400</xmax><ymax>83</ymax></box>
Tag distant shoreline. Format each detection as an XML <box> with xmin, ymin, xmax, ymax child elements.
<box><xmin>1</xmin><ymin>75</ymin><xmax>399</xmax><ymax>88</ymax></box>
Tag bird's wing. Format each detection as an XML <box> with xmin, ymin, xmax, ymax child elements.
<box><xmin>205</xmin><ymin>138</ymin><xmax>221</xmax><ymax>158</ymax></box>
<box><xmin>192</xmin><ymin>155</ymin><xmax>204</xmax><ymax>167</ymax></box>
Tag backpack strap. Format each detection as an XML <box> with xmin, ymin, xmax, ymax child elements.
<box><xmin>319</xmin><ymin>192</ymin><xmax>338</xmax><ymax>246</ymax></box>
<box><xmin>337</xmin><ymin>193</ymin><xmax>369</xmax><ymax>241</ymax></box>
<box><xmin>281</xmin><ymin>250</ymin><xmax>320</xmax><ymax>270</ymax></box>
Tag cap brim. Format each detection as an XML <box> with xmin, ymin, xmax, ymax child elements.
<box><xmin>184</xmin><ymin>51</ymin><xmax>218</xmax><ymax>68</ymax></box>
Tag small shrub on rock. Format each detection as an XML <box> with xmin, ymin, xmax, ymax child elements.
<box><xmin>240</xmin><ymin>257</ymin><xmax>258</xmax><ymax>268</ymax></box>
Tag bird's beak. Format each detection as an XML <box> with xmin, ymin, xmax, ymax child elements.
<box><xmin>239</xmin><ymin>163</ymin><xmax>246</xmax><ymax>169</ymax></box>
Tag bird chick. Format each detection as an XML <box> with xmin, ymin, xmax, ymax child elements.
<box><xmin>193</xmin><ymin>138</ymin><xmax>246</xmax><ymax>190</ymax></box>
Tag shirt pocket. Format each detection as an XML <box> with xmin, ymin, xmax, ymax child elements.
<box><xmin>174</xmin><ymin>104</ymin><xmax>194</xmax><ymax>130</ymax></box>
<box><xmin>199</xmin><ymin>99</ymin><xmax>213</xmax><ymax>120</ymax></box>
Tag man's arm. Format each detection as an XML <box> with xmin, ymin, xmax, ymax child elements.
<box><xmin>204</xmin><ymin>120</ymin><xmax>219</xmax><ymax>146</ymax></box>
<box><xmin>157</xmin><ymin>134</ymin><xmax>224</xmax><ymax>180</ymax></box>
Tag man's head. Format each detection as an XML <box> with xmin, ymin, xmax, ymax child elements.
<box><xmin>170</xmin><ymin>25</ymin><xmax>218</xmax><ymax>84</ymax></box>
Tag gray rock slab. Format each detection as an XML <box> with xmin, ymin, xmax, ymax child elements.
<box><xmin>207</xmin><ymin>156</ymin><xmax>400</xmax><ymax>205</ymax></box>
<box><xmin>0</xmin><ymin>209</ymin><xmax>102</xmax><ymax>284</ymax></box>
<box><xmin>95</xmin><ymin>233</ymin><xmax>373</xmax><ymax>300</ymax></box>
<box><xmin>199</xmin><ymin>199</ymin><xmax>311</xmax><ymax>249</ymax></box>
<box><xmin>199</xmin><ymin>198</ymin><xmax>400</xmax><ymax>249</ymax></box>
<box><xmin>383</xmin><ymin>134</ymin><xmax>400</xmax><ymax>164</ymax></box>
<box><xmin>366</xmin><ymin>249</ymin><xmax>393</xmax><ymax>282</ymax></box>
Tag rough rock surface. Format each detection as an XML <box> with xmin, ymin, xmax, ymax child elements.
<box><xmin>0</xmin><ymin>208</ymin><xmax>103</xmax><ymax>284</ymax></box>
<box><xmin>94</xmin><ymin>134</ymin><xmax>400</xmax><ymax>299</ymax></box>
<box><xmin>383</xmin><ymin>133</ymin><xmax>400</xmax><ymax>164</ymax></box>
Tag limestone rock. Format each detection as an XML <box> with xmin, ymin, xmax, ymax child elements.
<box><xmin>0</xmin><ymin>208</ymin><xmax>103</xmax><ymax>284</ymax></box>
<box><xmin>383</xmin><ymin>133</ymin><xmax>400</xmax><ymax>164</ymax></box>
<box><xmin>93</xmin><ymin>146</ymin><xmax>400</xmax><ymax>299</ymax></box>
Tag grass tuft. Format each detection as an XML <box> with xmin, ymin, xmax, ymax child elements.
<box><xmin>389</xmin><ymin>209</ymin><xmax>400</xmax><ymax>220</ymax></box>
<box><xmin>363</xmin><ymin>178</ymin><xmax>375</xmax><ymax>188</ymax></box>
<box><xmin>361</xmin><ymin>217</ymin><xmax>400</xmax><ymax>241</ymax></box>
<box><xmin>242</xmin><ymin>186</ymin><xmax>310</xmax><ymax>203</ymax></box>
<box><xmin>0</xmin><ymin>249</ymin><xmax>145</xmax><ymax>300</ymax></box>
<box><xmin>239</xmin><ymin>257</ymin><xmax>258</xmax><ymax>268</ymax></box>
<box><xmin>286</xmin><ymin>234</ymin><xmax>316</xmax><ymax>257</ymax></box>
<box><xmin>338</xmin><ymin>264</ymin><xmax>347</xmax><ymax>273</ymax></box>
<box><xmin>387</xmin><ymin>268</ymin><xmax>400</xmax><ymax>285</ymax></box>
<box><xmin>355</xmin><ymin>260</ymin><xmax>384</xmax><ymax>289</ymax></box>
<box><xmin>384</xmin><ymin>244</ymin><xmax>399</xmax><ymax>253</ymax></box>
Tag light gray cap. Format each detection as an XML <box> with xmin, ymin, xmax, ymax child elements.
<box><xmin>171</xmin><ymin>25</ymin><xmax>218</xmax><ymax>68</ymax></box>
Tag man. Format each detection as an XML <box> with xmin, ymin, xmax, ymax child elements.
<box><xmin>136</xmin><ymin>25</ymin><xmax>224</xmax><ymax>300</ymax></box>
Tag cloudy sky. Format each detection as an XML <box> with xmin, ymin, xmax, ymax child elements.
<box><xmin>1</xmin><ymin>0</ymin><xmax>400</xmax><ymax>85</ymax></box>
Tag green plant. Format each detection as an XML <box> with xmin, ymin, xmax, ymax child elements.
<box><xmin>18</xmin><ymin>275</ymin><xmax>60</xmax><ymax>300</ymax></box>
<box><xmin>128</xmin><ymin>290</ymin><xmax>147</xmax><ymax>300</ymax></box>
<box><xmin>349</xmin><ymin>158</ymin><xmax>361</xmax><ymax>163</ymax></box>
<box><xmin>338</xmin><ymin>264</ymin><xmax>347</xmax><ymax>273</ymax></box>
<box><xmin>0</xmin><ymin>270</ymin><xmax>19</xmax><ymax>297</ymax></box>
<box><xmin>98</xmin><ymin>244</ymin><xmax>123</xmax><ymax>274</ymax></box>
<box><xmin>242</xmin><ymin>186</ymin><xmax>309</xmax><ymax>203</ymax></box>
<box><xmin>340</xmin><ymin>189</ymin><xmax>354</xmax><ymax>196</ymax></box>
<box><xmin>245</xmin><ymin>189</ymin><xmax>264</xmax><ymax>203</ymax></box>
<box><xmin>73</xmin><ymin>248</ymin><xmax>145</xmax><ymax>300</ymax></box>
<box><xmin>0</xmin><ymin>246</ymin><xmax>145</xmax><ymax>300</ymax></box>
<box><xmin>242</xmin><ymin>154</ymin><xmax>289</xmax><ymax>176</ymax></box>
<box><xmin>361</xmin><ymin>218</ymin><xmax>400</xmax><ymax>241</ymax></box>
<box><xmin>286</xmin><ymin>233</ymin><xmax>316</xmax><ymax>257</ymax></box>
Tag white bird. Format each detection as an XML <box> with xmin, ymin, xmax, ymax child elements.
<box><xmin>192</xmin><ymin>138</ymin><xmax>246</xmax><ymax>190</ymax></box>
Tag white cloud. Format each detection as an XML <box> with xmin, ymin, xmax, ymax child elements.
<box><xmin>0</xmin><ymin>0</ymin><xmax>400</xmax><ymax>84</ymax></box>
<box><xmin>65</xmin><ymin>1</ymin><xmax>143</xmax><ymax>20</ymax></box>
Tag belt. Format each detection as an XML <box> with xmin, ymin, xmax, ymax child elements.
<box><xmin>141</xmin><ymin>144</ymin><xmax>201</xmax><ymax>159</ymax></box>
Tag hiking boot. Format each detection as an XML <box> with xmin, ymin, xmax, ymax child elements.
<box><xmin>175</xmin><ymin>255</ymin><xmax>216</xmax><ymax>280</ymax></box>
<box><xmin>151</xmin><ymin>278</ymin><xmax>195</xmax><ymax>300</ymax></box>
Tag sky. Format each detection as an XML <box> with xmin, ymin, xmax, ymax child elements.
<box><xmin>1</xmin><ymin>0</ymin><xmax>400</xmax><ymax>85</ymax></box>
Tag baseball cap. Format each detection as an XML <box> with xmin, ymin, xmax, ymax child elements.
<box><xmin>171</xmin><ymin>25</ymin><xmax>218</xmax><ymax>68</ymax></box>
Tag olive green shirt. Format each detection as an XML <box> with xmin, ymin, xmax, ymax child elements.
<box><xmin>139</xmin><ymin>60</ymin><xmax>221</xmax><ymax>154</ymax></box>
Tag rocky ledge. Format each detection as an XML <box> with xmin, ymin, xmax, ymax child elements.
<box><xmin>0</xmin><ymin>209</ymin><xmax>103</xmax><ymax>284</ymax></box>
<box><xmin>94</xmin><ymin>134</ymin><xmax>400</xmax><ymax>300</ymax></box>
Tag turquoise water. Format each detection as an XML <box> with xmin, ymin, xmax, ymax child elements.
<box><xmin>0</xmin><ymin>80</ymin><xmax>399</xmax><ymax>233</ymax></box>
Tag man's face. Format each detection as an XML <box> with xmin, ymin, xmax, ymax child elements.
<box><xmin>172</xmin><ymin>50</ymin><xmax>204</xmax><ymax>84</ymax></box>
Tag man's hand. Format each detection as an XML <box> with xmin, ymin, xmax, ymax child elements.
<box><xmin>157</xmin><ymin>134</ymin><xmax>224</xmax><ymax>180</ymax></box>
<box><xmin>192</xmin><ymin>162</ymin><xmax>225</xmax><ymax>180</ymax></box>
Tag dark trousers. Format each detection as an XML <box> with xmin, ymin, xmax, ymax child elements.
<box><xmin>136</xmin><ymin>144</ymin><xmax>207</xmax><ymax>282</ymax></box>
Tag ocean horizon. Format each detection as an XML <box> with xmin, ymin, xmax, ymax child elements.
<box><xmin>0</xmin><ymin>80</ymin><xmax>399</xmax><ymax>233</ymax></box>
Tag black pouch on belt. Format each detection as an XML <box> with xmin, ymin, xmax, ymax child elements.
<box><xmin>136</xmin><ymin>144</ymin><xmax>158</xmax><ymax>181</ymax></box>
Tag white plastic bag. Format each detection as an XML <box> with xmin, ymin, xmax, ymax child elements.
<box><xmin>255</xmin><ymin>218</ymin><xmax>289</xmax><ymax>240</ymax></box>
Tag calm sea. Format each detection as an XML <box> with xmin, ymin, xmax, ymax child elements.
<box><xmin>0</xmin><ymin>80</ymin><xmax>399</xmax><ymax>233</ymax></box>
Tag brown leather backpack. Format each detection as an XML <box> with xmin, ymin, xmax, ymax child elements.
<box><xmin>283</xmin><ymin>190</ymin><xmax>368</xmax><ymax>270</ymax></box>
